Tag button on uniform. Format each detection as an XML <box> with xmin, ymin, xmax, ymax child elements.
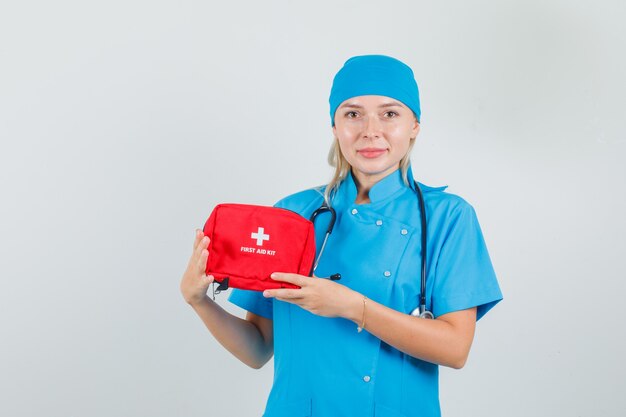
<box><xmin>401</xmin><ymin>229</ymin><xmax>408</xmax><ymax>235</ymax></box>
<box><xmin>384</xmin><ymin>271</ymin><xmax>391</xmax><ymax>277</ymax></box>
<box><xmin>363</xmin><ymin>375</ymin><xmax>371</xmax><ymax>383</ymax></box>
<box><xmin>351</xmin><ymin>208</ymin><xmax>358</xmax><ymax>215</ymax></box>
<box><xmin>376</xmin><ymin>220</ymin><xmax>383</xmax><ymax>226</ymax></box>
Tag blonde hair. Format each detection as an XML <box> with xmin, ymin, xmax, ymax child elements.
<box><xmin>323</xmin><ymin>137</ymin><xmax>416</xmax><ymax>205</ymax></box>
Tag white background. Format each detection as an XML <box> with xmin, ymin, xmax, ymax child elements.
<box><xmin>1</xmin><ymin>1</ymin><xmax>625</xmax><ymax>416</ymax></box>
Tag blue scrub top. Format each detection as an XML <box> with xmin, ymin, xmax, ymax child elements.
<box><xmin>229</xmin><ymin>165</ymin><xmax>503</xmax><ymax>417</ymax></box>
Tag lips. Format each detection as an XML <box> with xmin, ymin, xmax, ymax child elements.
<box><xmin>357</xmin><ymin>148</ymin><xmax>387</xmax><ymax>159</ymax></box>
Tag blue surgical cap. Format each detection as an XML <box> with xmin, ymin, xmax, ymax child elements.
<box><xmin>328</xmin><ymin>54</ymin><xmax>421</xmax><ymax>126</ymax></box>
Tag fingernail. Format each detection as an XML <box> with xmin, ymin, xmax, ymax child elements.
<box><xmin>270</xmin><ymin>273</ymin><xmax>276</xmax><ymax>279</ymax></box>
<box><xmin>263</xmin><ymin>291</ymin><xmax>269</xmax><ymax>297</ymax></box>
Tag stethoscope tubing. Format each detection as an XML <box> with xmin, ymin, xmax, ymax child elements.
<box><xmin>309</xmin><ymin>203</ymin><xmax>336</xmax><ymax>273</ymax></box>
<box><xmin>412</xmin><ymin>181</ymin><xmax>433</xmax><ymax>319</ymax></box>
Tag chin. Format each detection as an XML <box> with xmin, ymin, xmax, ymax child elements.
<box><xmin>351</xmin><ymin>160</ymin><xmax>400</xmax><ymax>177</ymax></box>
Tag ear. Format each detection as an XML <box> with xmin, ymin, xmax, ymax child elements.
<box><xmin>411</xmin><ymin>117</ymin><xmax>420</xmax><ymax>138</ymax></box>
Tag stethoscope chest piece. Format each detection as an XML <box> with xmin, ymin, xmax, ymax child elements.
<box><xmin>411</xmin><ymin>307</ymin><xmax>434</xmax><ymax>319</ymax></box>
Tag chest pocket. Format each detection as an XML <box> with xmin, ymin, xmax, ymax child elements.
<box><xmin>314</xmin><ymin>207</ymin><xmax>417</xmax><ymax>304</ymax></box>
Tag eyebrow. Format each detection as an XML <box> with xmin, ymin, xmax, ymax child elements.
<box><xmin>339</xmin><ymin>101</ymin><xmax>404</xmax><ymax>109</ymax></box>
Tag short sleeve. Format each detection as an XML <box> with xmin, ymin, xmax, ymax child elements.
<box><xmin>432</xmin><ymin>202</ymin><xmax>503</xmax><ymax>320</ymax></box>
<box><xmin>228</xmin><ymin>288</ymin><xmax>274</xmax><ymax>320</ymax></box>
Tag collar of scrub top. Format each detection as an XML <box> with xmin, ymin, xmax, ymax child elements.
<box><xmin>335</xmin><ymin>163</ymin><xmax>447</xmax><ymax>208</ymax></box>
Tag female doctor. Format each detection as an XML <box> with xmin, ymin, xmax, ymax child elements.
<box><xmin>180</xmin><ymin>55</ymin><xmax>503</xmax><ymax>417</ymax></box>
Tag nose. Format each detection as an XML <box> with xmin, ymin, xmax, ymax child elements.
<box><xmin>363</xmin><ymin>115</ymin><xmax>382</xmax><ymax>139</ymax></box>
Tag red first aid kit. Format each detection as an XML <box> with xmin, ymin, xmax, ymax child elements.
<box><xmin>202</xmin><ymin>203</ymin><xmax>316</xmax><ymax>291</ymax></box>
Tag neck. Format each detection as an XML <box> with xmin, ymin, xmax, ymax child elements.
<box><xmin>351</xmin><ymin>164</ymin><xmax>400</xmax><ymax>204</ymax></box>
<box><xmin>354</xmin><ymin>185</ymin><xmax>371</xmax><ymax>204</ymax></box>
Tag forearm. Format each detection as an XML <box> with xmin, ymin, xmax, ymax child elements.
<box><xmin>263</xmin><ymin>273</ymin><xmax>476</xmax><ymax>368</ymax></box>
<box><xmin>189</xmin><ymin>296</ymin><xmax>273</xmax><ymax>369</ymax></box>
<box><xmin>345</xmin><ymin>294</ymin><xmax>476</xmax><ymax>369</ymax></box>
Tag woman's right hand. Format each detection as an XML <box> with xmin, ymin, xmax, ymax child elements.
<box><xmin>180</xmin><ymin>229</ymin><xmax>215</xmax><ymax>306</ymax></box>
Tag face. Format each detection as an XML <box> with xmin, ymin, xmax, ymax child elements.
<box><xmin>332</xmin><ymin>95</ymin><xmax>420</xmax><ymax>185</ymax></box>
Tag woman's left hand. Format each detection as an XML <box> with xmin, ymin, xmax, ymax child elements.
<box><xmin>263</xmin><ymin>272</ymin><xmax>360</xmax><ymax>320</ymax></box>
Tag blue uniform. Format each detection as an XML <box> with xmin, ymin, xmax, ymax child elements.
<box><xmin>229</xmin><ymin>165</ymin><xmax>503</xmax><ymax>417</ymax></box>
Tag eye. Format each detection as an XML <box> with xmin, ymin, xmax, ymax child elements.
<box><xmin>344</xmin><ymin>111</ymin><xmax>358</xmax><ymax>118</ymax></box>
<box><xmin>384</xmin><ymin>111</ymin><xmax>399</xmax><ymax>118</ymax></box>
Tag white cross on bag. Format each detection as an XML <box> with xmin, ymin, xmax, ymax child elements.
<box><xmin>251</xmin><ymin>227</ymin><xmax>270</xmax><ymax>246</ymax></box>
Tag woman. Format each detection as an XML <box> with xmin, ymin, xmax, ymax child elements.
<box><xmin>180</xmin><ymin>55</ymin><xmax>503</xmax><ymax>417</ymax></box>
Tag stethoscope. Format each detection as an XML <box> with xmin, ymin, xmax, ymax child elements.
<box><xmin>308</xmin><ymin>181</ymin><xmax>434</xmax><ymax>319</ymax></box>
